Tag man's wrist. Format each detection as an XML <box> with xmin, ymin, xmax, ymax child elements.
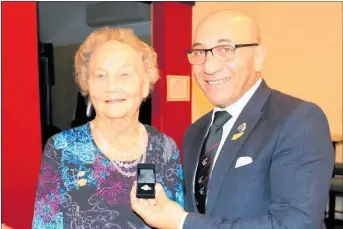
<box><xmin>178</xmin><ymin>212</ymin><xmax>189</xmax><ymax>229</ymax></box>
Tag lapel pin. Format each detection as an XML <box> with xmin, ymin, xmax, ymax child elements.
<box><xmin>231</xmin><ymin>122</ymin><xmax>247</xmax><ymax>140</ymax></box>
<box><xmin>238</xmin><ymin>122</ymin><xmax>247</xmax><ymax>132</ymax></box>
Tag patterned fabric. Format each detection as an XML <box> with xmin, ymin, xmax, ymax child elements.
<box><xmin>32</xmin><ymin>123</ymin><xmax>185</xmax><ymax>229</ymax></box>
<box><xmin>194</xmin><ymin>111</ymin><xmax>231</xmax><ymax>213</ymax></box>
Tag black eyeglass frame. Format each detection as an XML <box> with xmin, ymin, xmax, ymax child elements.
<box><xmin>186</xmin><ymin>43</ymin><xmax>259</xmax><ymax>64</ymax></box>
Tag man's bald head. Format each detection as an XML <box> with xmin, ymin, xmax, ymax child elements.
<box><xmin>194</xmin><ymin>10</ymin><xmax>260</xmax><ymax>47</ymax></box>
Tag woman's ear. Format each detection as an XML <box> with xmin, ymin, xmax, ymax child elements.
<box><xmin>254</xmin><ymin>45</ymin><xmax>266</xmax><ymax>72</ymax></box>
<box><xmin>142</xmin><ymin>76</ymin><xmax>150</xmax><ymax>99</ymax></box>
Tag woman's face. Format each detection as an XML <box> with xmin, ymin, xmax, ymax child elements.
<box><xmin>87</xmin><ymin>40</ymin><xmax>149</xmax><ymax>121</ymax></box>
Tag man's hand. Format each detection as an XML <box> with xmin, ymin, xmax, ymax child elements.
<box><xmin>130</xmin><ymin>182</ymin><xmax>187</xmax><ymax>229</ymax></box>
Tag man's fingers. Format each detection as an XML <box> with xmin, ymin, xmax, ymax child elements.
<box><xmin>131</xmin><ymin>181</ymin><xmax>154</xmax><ymax>216</ymax></box>
<box><xmin>147</xmin><ymin>198</ymin><xmax>157</xmax><ymax>206</ymax></box>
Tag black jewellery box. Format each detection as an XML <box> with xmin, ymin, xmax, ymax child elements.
<box><xmin>136</xmin><ymin>163</ymin><xmax>156</xmax><ymax>199</ymax></box>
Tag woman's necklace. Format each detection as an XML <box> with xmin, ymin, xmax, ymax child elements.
<box><xmin>92</xmin><ymin>121</ymin><xmax>147</xmax><ymax>177</ymax></box>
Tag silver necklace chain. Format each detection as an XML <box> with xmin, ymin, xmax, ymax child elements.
<box><xmin>92</xmin><ymin>122</ymin><xmax>147</xmax><ymax>177</ymax></box>
<box><xmin>111</xmin><ymin>153</ymin><xmax>146</xmax><ymax>177</ymax></box>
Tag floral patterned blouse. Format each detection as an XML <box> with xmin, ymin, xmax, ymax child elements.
<box><xmin>32</xmin><ymin>123</ymin><xmax>185</xmax><ymax>229</ymax></box>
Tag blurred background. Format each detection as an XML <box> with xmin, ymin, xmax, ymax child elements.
<box><xmin>37</xmin><ymin>2</ymin><xmax>153</xmax><ymax>147</ymax></box>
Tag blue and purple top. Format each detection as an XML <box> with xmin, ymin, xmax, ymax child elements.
<box><xmin>32</xmin><ymin>123</ymin><xmax>184</xmax><ymax>229</ymax></box>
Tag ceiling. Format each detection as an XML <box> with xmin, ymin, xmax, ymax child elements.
<box><xmin>37</xmin><ymin>1</ymin><xmax>151</xmax><ymax>46</ymax></box>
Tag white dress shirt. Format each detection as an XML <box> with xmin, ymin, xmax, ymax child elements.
<box><xmin>210</xmin><ymin>77</ymin><xmax>262</xmax><ymax>166</ymax></box>
<box><xmin>179</xmin><ymin>78</ymin><xmax>262</xmax><ymax>229</ymax></box>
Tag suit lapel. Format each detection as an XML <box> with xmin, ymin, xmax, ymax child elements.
<box><xmin>206</xmin><ymin>80</ymin><xmax>271</xmax><ymax>214</ymax></box>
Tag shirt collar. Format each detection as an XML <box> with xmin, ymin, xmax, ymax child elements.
<box><xmin>211</xmin><ymin>78</ymin><xmax>262</xmax><ymax>124</ymax></box>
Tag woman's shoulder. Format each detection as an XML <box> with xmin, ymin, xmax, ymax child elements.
<box><xmin>45</xmin><ymin>122</ymin><xmax>93</xmax><ymax>150</ymax></box>
<box><xmin>145</xmin><ymin>125</ymin><xmax>178</xmax><ymax>148</ymax></box>
<box><xmin>145</xmin><ymin>125</ymin><xmax>181</xmax><ymax>162</ymax></box>
<box><xmin>43</xmin><ymin>122</ymin><xmax>99</xmax><ymax>165</ymax></box>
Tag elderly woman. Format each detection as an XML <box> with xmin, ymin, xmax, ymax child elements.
<box><xmin>32</xmin><ymin>27</ymin><xmax>184</xmax><ymax>229</ymax></box>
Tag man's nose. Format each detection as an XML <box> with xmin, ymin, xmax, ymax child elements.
<box><xmin>204</xmin><ymin>52</ymin><xmax>222</xmax><ymax>75</ymax></box>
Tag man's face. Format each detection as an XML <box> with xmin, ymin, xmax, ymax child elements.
<box><xmin>191</xmin><ymin>16</ymin><xmax>263</xmax><ymax>108</ymax></box>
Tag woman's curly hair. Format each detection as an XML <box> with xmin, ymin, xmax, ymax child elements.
<box><xmin>74</xmin><ymin>27</ymin><xmax>159</xmax><ymax>96</ymax></box>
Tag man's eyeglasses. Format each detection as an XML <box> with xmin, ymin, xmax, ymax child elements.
<box><xmin>186</xmin><ymin>43</ymin><xmax>258</xmax><ymax>65</ymax></box>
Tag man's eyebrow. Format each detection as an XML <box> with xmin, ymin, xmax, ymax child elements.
<box><xmin>192</xmin><ymin>42</ymin><xmax>202</xmax><ymax>48</ymax></box>
<box><xmin>192</xmin><ymin>39</ymin><xmax>232</xmax><ymax>48</ymax></box>
<box><xmin>217</xmin><ymin>38</ymin><xmax>232</xmax><ymax>43</ymax></box>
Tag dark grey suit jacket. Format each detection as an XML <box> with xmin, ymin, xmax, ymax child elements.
<box><xmin>182</xmin><ymin>80</ymin><xmax>335</xmax><ymax>229</ymax></box>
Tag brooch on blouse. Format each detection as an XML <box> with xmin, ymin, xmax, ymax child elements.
<box><xmin>76</xmin><ymin>171</ymin><xmax>87</xmax><ymax>187</ymax></box>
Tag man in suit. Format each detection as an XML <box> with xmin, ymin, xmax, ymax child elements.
<box><xmin>130</xmin><ymin>9</ymin><xmax>335</xmax><ymax>229</ymax></box>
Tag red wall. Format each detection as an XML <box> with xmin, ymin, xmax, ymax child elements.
<box><xmin>152</xmin><ymin>2</ymin><xmax>193</xmax><ymax>158</ymax></box>
<box><xmin>1</xmin><ymin>2</ymin><xmax>192</xmax><ymax>228</ymax></box>
<box><xmin>2</xmin><ymin>2</ymin><xmax>42</xmax><ymax>228</ymax></box>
